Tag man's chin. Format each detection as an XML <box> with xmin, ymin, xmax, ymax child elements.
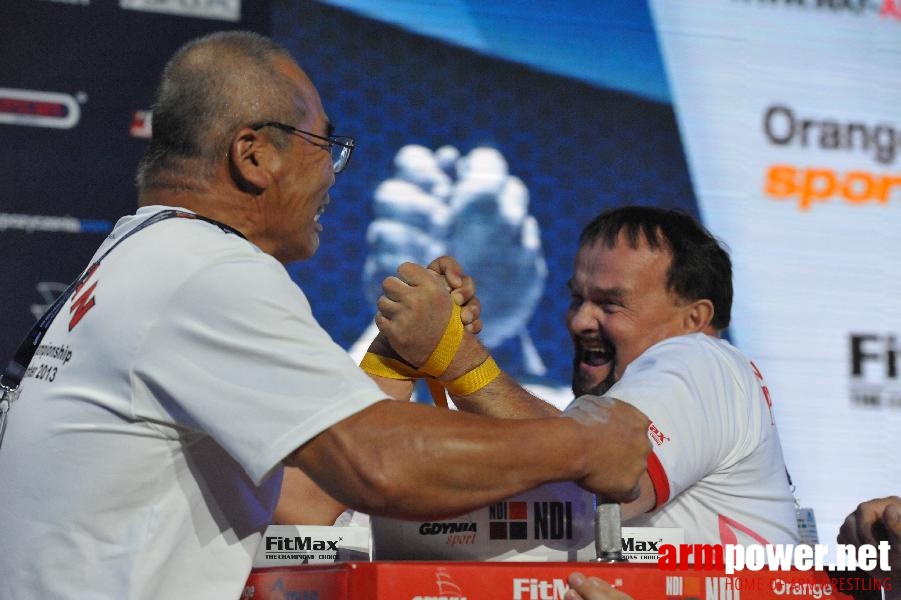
<box><xmin>572</xmin><ymin>363</ymin><xmax>615</xmax><ymax>397</ymax></box>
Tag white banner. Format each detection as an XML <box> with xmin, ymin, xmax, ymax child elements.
<box><xmin>650</xmin><ymin>0</ymin><xmax>901</xmax><ymax>545</ymax></box>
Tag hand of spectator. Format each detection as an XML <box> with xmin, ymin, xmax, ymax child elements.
<box><xmin>565</xmin><ymin>572</ymin><xmax>634</xmax><ymax>600</ymax></box>
<box><xmin>837</xmin><ymin>495</ymin><xmax>900</xmax><ymax>598</ymax></box>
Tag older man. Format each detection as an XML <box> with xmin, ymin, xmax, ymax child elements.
<box><xmin>379</xmin><ymin>206</ymin><xmax>799</xmax><ymax>546</ymax></box>
<box><xmin>0</xmin><ymin>32</ymin><xmax>649</xmax><ymax>599</ymax></box>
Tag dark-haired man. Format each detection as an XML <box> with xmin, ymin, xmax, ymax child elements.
<box><xmin>378</xmin><ymin>206</ymin><xmax>799</xmax><ymax>545</ymax></box>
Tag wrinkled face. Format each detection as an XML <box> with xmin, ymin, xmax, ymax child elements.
<box><xmin>263</xmin><ymin>57</ymin><xmax>336</xmax><ymax>263</ymax></box>
<box><xmin>567</xmin><ymin>233</ymin><xmax>691</xmax><ymax>397</ymax></box>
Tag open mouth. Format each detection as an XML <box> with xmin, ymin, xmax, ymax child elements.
<box><xmin>578</xmin><ymin>342</ymin><xmax>613</xmax><ymax>367</ymax></box>
<box><xmin>573</xmin><ymin>339</ymin><xmax>616</xmax><ymax>396</ymax></box>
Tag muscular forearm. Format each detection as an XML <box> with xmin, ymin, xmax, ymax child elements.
<box><xmin>451</xmin><ymin>370</ymin><xmax>561</xmax><ymax>418</ymax></box>
<box><xmin>418</xmin><ymin>324</ymin><xmax>558</xmax><ymax>418</ymax></box>
<box><xmin>289</xmin><ymin>399</ymin><xmax>643</xmax><ymax>520</ymax></box>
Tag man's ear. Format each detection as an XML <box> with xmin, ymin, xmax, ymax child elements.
<box><xmin>682</xmin><ymin>298</ymin><xmax>715</xmax><ymax>333</ymax></box>
<box><xmin>229</xmin><ymin>128</ymin><xmax>275</xmax><ymax>194</ymax></box>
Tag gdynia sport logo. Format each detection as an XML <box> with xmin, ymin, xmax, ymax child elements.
<box><xmin>656</xmin><ymin>541</ymin><xmax>891</xmax><ymax>575</ymax></box>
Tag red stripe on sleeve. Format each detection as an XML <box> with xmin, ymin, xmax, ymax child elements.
<box><xmin>646</xmin><ymin>451</ymin><xmax>670</xmax><ymax>511</ymax></box>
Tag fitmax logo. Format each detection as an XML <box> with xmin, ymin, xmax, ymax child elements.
<box><xmin>849</xmin><ymin>333</ymin><xmax>901</xmax><ymax>409</ymax></box>
<box><xmin>851</xmin><ymin>334</ymin><xmax>898</xmax><ymax>379</ymax></box>
<box><xmin>264</xmin><ymin>537</ymin><xmax>338</xmax><ymax>552</ymax></box>
<box><xmin>513</xmin><ymin>578</ymin><xmax>568</xmax><ymax>600</ymax></box>
<box><xmin>622</xmin><ymin>537</ymin><xmax>660</xmax><ymax>552</ymax></box>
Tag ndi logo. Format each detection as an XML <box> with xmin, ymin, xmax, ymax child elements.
<box><xmin>534</xmin><ymin>501</ymin><xmax>573</xmax><ymax>540</ymax></box>
<box><xmin>488</xmin><ymin>501</ymin><xmax>574</xmax><ymax>540</ymax></box>
<box><xmin>665</xmin><ymin>575</ymin><xmax>703</xmax><ymax>599</ymax></box>
<box><xmin>489</xmin><ymin>501</ymin><xmax>528</xmax><ymax>540</ymax></box>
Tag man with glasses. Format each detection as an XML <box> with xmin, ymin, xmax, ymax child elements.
<box><xmin>251</xmin><ymin>120</ymin><xmax>355</xmax><ymax>174</ymax></box>
<box><xmin>0</xmin><ymin>31</ymin><xmax>650</xmax><ymax>599</ymax></box>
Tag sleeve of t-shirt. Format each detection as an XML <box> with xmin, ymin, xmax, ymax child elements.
<box><xmin>605</xmin><ymin>337</ymin><xmax>731</xmax><ymax>508</ymax></box>
<box><xmin>132</xmin><ymin>253</ymin><xmax>387</xmax><ymax>485</ymax></box>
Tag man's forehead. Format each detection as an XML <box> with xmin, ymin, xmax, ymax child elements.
<box><xmin>274</xmin><ymin>56</ymin><xmax>328</xmax><ymax>123</ymax></box>
<box><xmin>578</xmin><ymin>233</ymin><xmax>671</xmax><ymax>262</ymax></box>
<box><xmin>567</xmin><ymin>274</ymin><xmax>628</xmax><ymax>300</ymax></box>
<box><xmin>573</xmin><ymin>236</ymin><xmax>672</xmax><ymax>286</ymax></box>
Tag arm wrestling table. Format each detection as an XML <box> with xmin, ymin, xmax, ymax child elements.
<box><xmin>244</xmin><ymin>561</ymin><xmax>872</xmax><ymax>599</ymax></box>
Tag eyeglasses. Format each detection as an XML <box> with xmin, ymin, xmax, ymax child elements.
<box><xmin>251</xmin><ymin>121</ymin><xmax>355</xmax><ymax>174</ymax></box>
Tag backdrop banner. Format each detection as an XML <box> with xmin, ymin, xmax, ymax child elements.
<box><xmin>3</xmin><ymin>0</ymin><xmax>897</xmax><ymax>550</ymax></box>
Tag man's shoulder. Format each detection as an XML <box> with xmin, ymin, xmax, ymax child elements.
<box><xmin>637</xmin><ymin>333</ymin><xmax>753</xmax><ymax>379</ymax></box>
<box><xmin>114</xmin><ymin>206</ymin><xmax>268</xmax><ymax>266</ymax></box>
<box><xmin>102</xmin><ymin>207</ymin><xmax>290</xmax><ymax>307</ymax></box>
<box><xmin>644</xmin><ymin>332</ymin><xmax>734</xmax><ymax>357</ymax></box>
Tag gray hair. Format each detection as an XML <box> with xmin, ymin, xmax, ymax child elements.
<box><xmin>136</xmin><ymin>31</ymin><xmax>304</xmax><ymax>192</ymax></box>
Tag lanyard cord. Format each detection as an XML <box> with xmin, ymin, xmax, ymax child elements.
<box><xmin>0</xmin><ymin>209</ymin><xmax>244</xmax><ymax>390</ymax></box>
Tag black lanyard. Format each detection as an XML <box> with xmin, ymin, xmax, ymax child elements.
<box><xmin>0</xmin><ymin>209</ymin><xmax>244</xmax><ymax>390</ymax></box>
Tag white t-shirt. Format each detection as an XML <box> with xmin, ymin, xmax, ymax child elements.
<box><xmin>609</xmin><ymin>333</ymin><xmax>799</xmax><ymax>545</ymax></box>
<box><xmin>0</xmin><ymin>206</ymin><xmax>386</xmax><ymax>599</ymax></box>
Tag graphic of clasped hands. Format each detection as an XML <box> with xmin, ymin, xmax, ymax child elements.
<box><xmin>350</xmin><ymin>144</ymin><xmax>552</xmax><ymax>395</ymax></box>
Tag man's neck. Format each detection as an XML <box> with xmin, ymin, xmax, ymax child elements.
<box><xmin>138</xmin><ymin>185</ymin><xmax>254</xmax><ymax>241</ymax></box>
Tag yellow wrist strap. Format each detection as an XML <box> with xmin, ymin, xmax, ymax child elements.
<box><xmin>360</xmin><ymin>352</ymin><xmax>420</xmax><ymax>381</ymax></box>
<box><xmin>425</xmin><ymin>379</ymin><xmax>448</xmax><ymax>409</ymax></box>
<box><xmin>419</xmin><ymin>302</ymin><xmax>464</xmax><ymax>378</ymax></box>
<box><xmin>444</xmin><ymin>356</ymin><xmax>501</xmax><ymax>397</ymax></box>
<box><xmin>360</xmin><ymin>352</ymin><xmax>451</xmax><ymax>409</ymax></box>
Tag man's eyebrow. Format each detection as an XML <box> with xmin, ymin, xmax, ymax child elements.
<box><xmin>325</xmin><ymin>121</ymin><xmax>335</xmax><ymax>137</ymax></box>
<box><xmin>568</xmin><ymin>280</ymin><xmax>628</xmax><ymax>301</ymax></box>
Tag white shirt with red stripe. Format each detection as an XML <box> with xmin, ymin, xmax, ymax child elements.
<box><xmin>608</xmin><ymin>333</ymin><xmax>799</xmax><ymax>546</ymax></box>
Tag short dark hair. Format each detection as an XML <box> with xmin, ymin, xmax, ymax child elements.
<box><xmin>579</xmin><ymin>206</ymin><xmax>733</xmax><ymax>330</ymax></box>
<box><xmin>136</xmin><ymin>31</ymin><xmax>303</xmax><ymax>192</ymax></box>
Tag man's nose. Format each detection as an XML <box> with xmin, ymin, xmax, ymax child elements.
<box><xmin>568</xmin><ymin>303</ymin><xmax>601</xmax><ymax>333</ymax></box>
